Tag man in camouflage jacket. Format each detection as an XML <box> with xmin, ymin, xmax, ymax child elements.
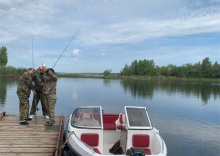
<box><xmin>42</xmin><ymin>67</ymin><xmax>57</xmax><ymax>126</ymax></box>
<box><xmin>17</xmin><ymin>68</ymin><xmax>36</xmax><ymax>125</ymax></box>
<box><xmin>29</xmin><ymin>67</ymin><xmax>49</xmax><ymax>119</ymax></box>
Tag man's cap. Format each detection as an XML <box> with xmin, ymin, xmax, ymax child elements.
<box><xmin>38</xmin><ymin>67</ymin><xmax>42</xmax><ymax>71</ymax></box>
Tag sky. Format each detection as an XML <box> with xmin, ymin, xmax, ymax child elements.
<box><xmin>0</xmin><ymin>0</ymin><xmax>220</xmax><ymax>73</ymax></box>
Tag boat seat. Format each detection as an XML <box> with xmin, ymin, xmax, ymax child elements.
<box><xmin>116</xmin><ymin>113</ymin><xmax>127</xmax><ymax>152</ymax></box>
<box><xmin>76</xmin><ymin>112</ymin><xmax>100</xmax><ymax>126</ymax></box>
<box><xmin>79</xmin><ymin>112</ymin><xmax>94</xmax><ymax>120</ymax></box>
<box><xmin>115</xmin><ymin>113</ymin><xmax>126</xmax><ymax>131</ymax></box>
<box><xmin>81</xmin><ymin>133</ymin><xmax>101</xmax><ymax>154</ymax></box>
<box><xmin>132</xmin><ymin>134</ymin><xmax>152</xmax><ymax>155</ymax></box>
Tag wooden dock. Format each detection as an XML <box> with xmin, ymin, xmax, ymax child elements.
<box><xmin>0</xmin><ymin>112</ymin><xmax>64</xmax><ymax>156</ymax></box>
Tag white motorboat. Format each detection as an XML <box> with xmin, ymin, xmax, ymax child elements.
<box><xmin>62</xmin><ymin>106</ymin><xmax>167</xmax><ymax>156</ymax></box>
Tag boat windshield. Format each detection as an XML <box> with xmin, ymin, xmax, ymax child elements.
<box><xmin>71</xmin><ymin>106</ymin><xmax>102</xmax><ymax>129</ymax></box>
<box><xmin>125</xmin><ymin>106</ymin><xmax>152</xmax><ymax>129</ymax></box>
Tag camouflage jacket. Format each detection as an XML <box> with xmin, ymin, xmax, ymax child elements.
<box><xmin>17</xmin><ymin>71</ymin><xmax>34</xmax><ymax>95</ymax></box>
<box><xmin>32</xmin><ymin>72</ymin><xmax>43</xmax><ymax>93</ymax></box>
<box><xmin>42</xmin><ymin>71</ymin><xmax>57</xmax><ymax>95</ymax></box>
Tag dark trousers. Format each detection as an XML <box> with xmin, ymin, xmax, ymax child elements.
<box><xmin>30</xmin><ymin>92</ymin><xmax>48</xmax><ymax>116</ymax></box>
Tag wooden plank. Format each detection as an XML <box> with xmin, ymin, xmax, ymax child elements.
<box><xmin>0</xmin><ymin>147</ymin><xmax>55</xmax><ymax>153</ymax></box>
<box><xmin>0</xmin><ymin>137</ymin><xmax>56</xmax><ymax>141</ymax></box>
<box><xmin>0</xmin><ymin>133</ymin><xmax>57</xmax><ymax>136</ymax></box>
<box><xmin>0</xmin><ymin>154</ymin><xmax>51</xmax><ymax>156</ymax></box>
<box><xmin>0</xmin><ymin>140</ymin><xmax>56</xmax><ymax>145</ymax></box>
<box><xmin>1</xmin><ymin>154</ymin><xmax>52</xmax><ymax>156</ymax></box>
<box><xmin>0</xmin><ymin>144</ymin><xmax>56</xmax><ymax>148</ymax></box>
<box><xmin>0</xmin><ymin>115</ymin><xmax>64</xmax><ymax>156</ymax></box>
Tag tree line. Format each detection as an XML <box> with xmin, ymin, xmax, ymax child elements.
<box><xmin>1</xmin><ymin>45</ymin><xmax>219</xmax><ymax>78</ymax></box>
<box><xmin>120</xmin><ymin>57</ymin><xmax>220</xmax><ymax>78</ymax></box>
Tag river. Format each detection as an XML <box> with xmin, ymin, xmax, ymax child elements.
<box><xmin>0</xmin><ymin>77</ymin><xmax>219</xmax><ymax>156</ymax></box>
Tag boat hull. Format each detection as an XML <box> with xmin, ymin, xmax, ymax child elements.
<box><xmin>62</xmin><ymin>106</ymin><xmax>167</xmax><ymax>156</ymax></box>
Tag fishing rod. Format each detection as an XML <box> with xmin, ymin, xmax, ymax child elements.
<box><xmin>52</xmin><ymin>24</ymin><xmax>83</xmax><ymax>69</ymax></box>
<box><xmin>32</xmin><ymin>37</ymin><xmax>34</xmax><ymax>69</ymax></box>
<box><xmin>31</xmin><ymin>37</ymin><xmax>38</xmax><ymax>124</ymax></box>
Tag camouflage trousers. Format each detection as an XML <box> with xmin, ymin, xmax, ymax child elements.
<box><xmin>17</xmin><ymin>91</ymin><xmax>30</xmax><ymax>121</ymax></box>
<box><xmin>30</xmin><ymin>92</ymin><xmax>48</xmax><ymax>116</ymax></box>
<box><xmin>44</xmin><ymin>93</ymin><xmax>56</xmax><ymax>123</ymax></box>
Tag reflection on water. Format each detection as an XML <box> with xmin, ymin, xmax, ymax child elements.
<box><xmin>0</xmin><ymin>78</ymin><xmax>220</xmax><ymax>156</ymax></box>
<box><xmin>121</xmin><ymin>79</ymin><xmax>154</xmax><ymax>99</ymax></box>
<box><xmin>121</xmin><ymin>79</ymin><xmax>220</xmax><ymax>103</ymax></box>
<box><xmin>0</xmin><ymin>79</ymin><xmax>7</xmax><ymax>107</ymax></box>
<box><xmin>0</xmin><ymin>78</ymin><xmax>18</xmax><ymax>110</ymax></box>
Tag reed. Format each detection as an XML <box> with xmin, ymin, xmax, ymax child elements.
<box><xmin>0</xmin><ymin>66</ymin><xmax>26</xmax><ymax>78</ymax></box>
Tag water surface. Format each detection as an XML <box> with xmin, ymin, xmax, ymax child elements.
<box><xmin>0</xmin><ymin>77</ymin><xmax>219</xmax><ymax>156</ymax></box>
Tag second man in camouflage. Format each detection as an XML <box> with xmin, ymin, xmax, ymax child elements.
<box><xmin>42</xmin><ymin>66</ymin><xmax>57</xmax><ymax>126</ymax></box>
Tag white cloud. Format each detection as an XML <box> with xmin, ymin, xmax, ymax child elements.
<box><xmin>71</xmin><ymin>48</ymin><xmax>80</xmax><ymax>61</ymax></box>
<box><xmin>78</xmin><ymin>10</ymin><xmax>220</xmax><ymax>46</ymax></box>
<box><xmin>0</xmin><ymin>0</ymin><xmax>220</xmax><ymax>72</ymax></box>
<box><xmin>72</xmin><ymin>49</ymin><xmax>80</xmax><ymax>56</ymax></box>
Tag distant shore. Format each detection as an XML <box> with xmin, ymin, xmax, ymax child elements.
<box><xmin>57</xmin><ymin>73</ymin><xmax>220</xmax><ymax>82</ymax></box>
<box><xmin>0</xmin><ymin>66</ymin><xmax>219</xmax><ymax>82</ymax></box>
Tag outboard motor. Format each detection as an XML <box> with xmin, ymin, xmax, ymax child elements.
<box><xmin>126</xmin><ymin>147</ymin><xmax>145</xmax><ymax>156</ymax></box>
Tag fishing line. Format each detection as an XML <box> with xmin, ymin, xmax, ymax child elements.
<box><xmin>52</xmin><ymin>24</ymin><xmax>83</xmax><ymax>69</ymax></box>
<box><xmin>32</xmin><ymin>37</ymin><xmax>35</xmax><ymax>68</ymax></box>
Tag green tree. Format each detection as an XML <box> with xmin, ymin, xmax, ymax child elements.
<box><xmin>159</xmin><ymin>66</ymin><xmax>169</xmax><ymax>76</ymax></box>
<box><xmin>131</xmin><ymin>60</ymin><xmax>138</xmax><ymax>75</ymax></box>
<box><xmin>0</xmin><ymin>46</ymin><xmax>8</xmax><ymax>66</ymax></box>
<box><xmin>165</xmin><ymin>64</ymin><xmax>178</xmax><ymax>76</ymax></box>
<box><xmin>120</xmin><ymin>64</ymin><xmax>132</xmax><ymax>76</ymax></box>
<box><xmin>212</xmin><ymin>61</ymin><xmax>220</xmax><ymax>78</ymax></box>
<box><xmin>103</xmin><ymin>69</ymin><xmax>112</xmax><ymax>76</ymax></box>
<box><xmin>201</xmin><ymin>57</ymin><xmax>212</xmax><ymax>78</ymax></box>
<box><xmin>120</xmin><ymin>59</ymin><xmax>156</xmax><ymax>76</ymax></box>
<box><xmin>120</xmin><ymin>56</ymin><xmax>219</xmax><ymax>78</ymax></box>
<box><xmin>192</xmin><ymin>62</ymin><xmax>202</xmax><ymax>78</ymax></box>
<box><xmin>137</xmin><ymin>59</ymin><xmax>156</xmax><ymax>76</ymax></box>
